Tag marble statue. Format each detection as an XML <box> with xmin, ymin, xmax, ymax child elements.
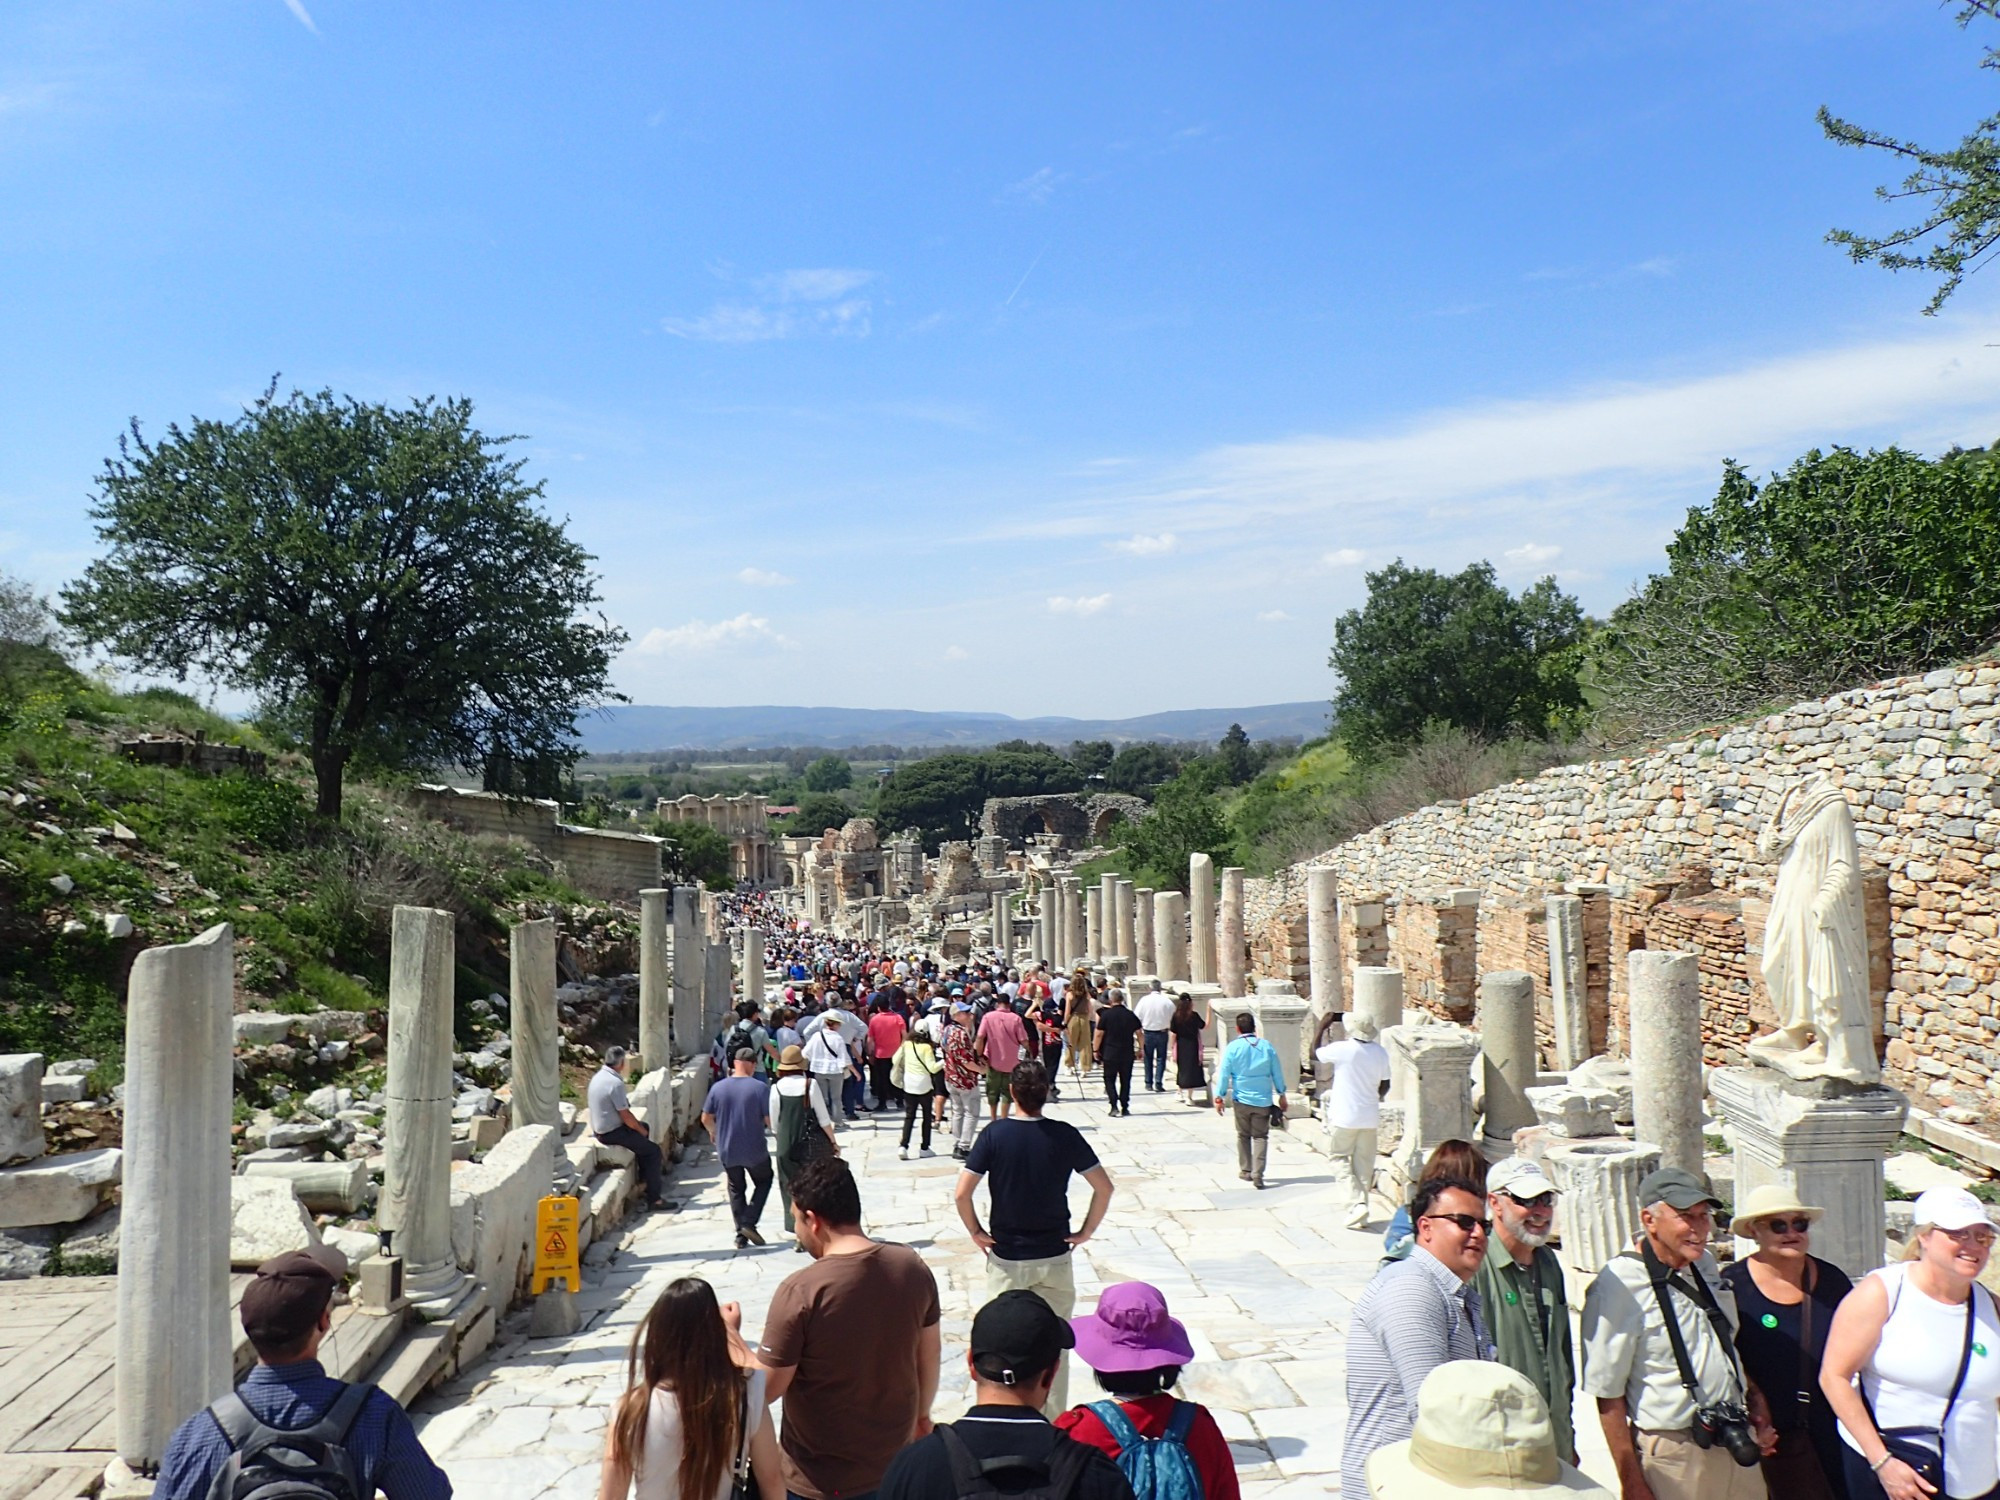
<box><xmin>1747</xmin><ymin>776</ymin><xmax>1879</xmax><ymax>1085</ymax></box>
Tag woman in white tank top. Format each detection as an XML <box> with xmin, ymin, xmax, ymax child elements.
<box><xmin>1820</xmin><ymin>1187</ymin><xmax>2000</xmax><ymax>1500</ymax></box>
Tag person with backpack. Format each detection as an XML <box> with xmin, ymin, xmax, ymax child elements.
<box><xmin>877</xmin><ymin>1291</ymin><xmax>1134</xmax><ymax>1500</ymax></box>
<box><xmin>598</xmin><ymin>1276</ymin><xmax>784</xmax><ymax>1500</ymax></box>
<box><xmin>892</xmin><ymin>1021</ymin><xmax>942</xmax><ymax>1160</ymax></box>
<box><xmin>154</xmin><ymin>1247</ymin><xmax>451</xmax><ymax>1500</ymax></box>
<box><xmin>1055</xmin><ymin>1282</ymin><xmax>1239</xmax><ymax>1500</ymax></box>
<box><xmin>772</xmin><ymin>1045</ymin><xmax>838</xmax><ymax>1251</ymax></box>
<box><xmin>715</xmin><ymin>1002</ymin><xmax>777</xmax><ymax>1081</ymax></box>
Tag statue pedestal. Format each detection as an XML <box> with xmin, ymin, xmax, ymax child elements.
<box><xmin>1711</xmin><ymin>1065</ymin><xmax>1909</xmax><ymax>1279</ymax></box>
<box><xmin>1383</xmin><ymin>1022</ymin><xmax>1479</xmax><ymax>1193</ymax></box>
<box><xmin>1250</xmin><ymin>980</ymin><xmax>1310</xmax><ymax>1118</ymax></box>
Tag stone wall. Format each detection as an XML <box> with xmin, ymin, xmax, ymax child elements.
<box><xmin>980</xmin><ymin>793</ymin><xmax>1150</xmax><ymax>849</ymax></box>
<box><xmin>409</xmin><ymin>785</ymin><xmax>664</xmax><ymax>898</ymax></box>
<box><xmin>1264</xmin><ymin>661</ymin><xmax>2000</xmax><ymax>1123</ymax></box>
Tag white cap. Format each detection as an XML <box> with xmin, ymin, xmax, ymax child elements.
<box><xmin>1488</xmin><ymin>1157</ymin><xmax>1559</xmax><ymax>1200</ymax></box>
<box><xmin>1913</xmin><ymin>1186</ymin><xmax>1994</xmax><ymax>1233</ymax></box>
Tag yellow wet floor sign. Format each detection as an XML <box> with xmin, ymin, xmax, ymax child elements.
<box><xmin>533</xmin><ymin>1194</ymin><xmax>581</xmax><ymax>1294</ymax></box>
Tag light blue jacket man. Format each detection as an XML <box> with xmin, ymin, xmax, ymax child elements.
<box><xmin>1213</xmin><ymin>1012</ymin><xmax>1289</xmax><ymax>1187</ymax></box>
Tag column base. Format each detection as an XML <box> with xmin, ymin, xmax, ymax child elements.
<box><xmin>404</xmin><ymin>1262</ymin><xmax>475</xmax><ymax>1322</ymax></box>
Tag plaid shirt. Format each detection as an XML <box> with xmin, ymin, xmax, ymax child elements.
<box><xmin>942</xmin><ymin>1021</ymin><xmax>981</xmax><ymax>1090</ymax></box>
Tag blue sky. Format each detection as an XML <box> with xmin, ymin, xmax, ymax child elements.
<box><xmin>6</xmin><ymin>3</ymin><xmax>2000</xmax><ymax>720</ymax></box>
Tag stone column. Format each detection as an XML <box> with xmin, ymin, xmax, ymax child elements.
<box><xmin>1066</xmin><ymin>879</ymin><xmax>1086</xmax><ymax>970</ymax></box>
<box><xmin>1628</xmin><ymin>951</ymin><xmax>1705</xmax><ymax>1180</ymax></box>
<box><xmin>1154</xmin><ymin>891</ymin><xmax>1189</xmax><ymax>982</ymax></box>
<box><xmin>1085</xmin><ymin>887</ymin><xmax>1103</xmax><ymax>964</ymax></box>
<box><xmin>744</xmin><ymin>927</ymin><xmax>766</xmax><ymax>1004</ymax></box>
<box><xmin>1542</xmin><ymin>1137</ymin><xmax>1662</xmax><ymax>1282</ymax></box>
<box><xmin>1353</xmin><ymin>965</ymin><xmax>1406</xmax><ymax>1035</ymax></box>
<box><xmin>638</xmin><ymin>889</ymin><xmax>671</xmax><ymax>1073</ymax></box>
<box><xmin>1712</xmin><ymin>1067</ymin><xmax>1909</xmax><ymax>1278</ymax></box>
<box><xmin>1189</xmin><ymin>854</ymin><xmax>1217</xmax><ymax>985</ymax></box>
<box><xmin>1219</xmin><ymin>868</ymin><xmax>1247</xmax><ymax>999</ymax></box>
<box><xmin>1249</xmin><ymin>978</ymin><xmax>1308</xmax><ymax>1105</ymax></box>
<box><xmin>117</xmin><ymin>923</ymin><xmax>233</xmax><ymax>1470</ymax></box>
<box><xmin>1038</xmin><ymin>888</ymin><xmax>1056</xmax><ymax>965</ymax></box>
<box><xmin>1546</xmin><ymin>895</ymin><xmax>1589</xmax><ymax>1070</ymax></box>
<box><xmin>1052</xmin><ymin>881</ymin><xmax>1071</xmax><ymax>968</ymax></box>
<box><xmin>1098</xmin><ymin>875</ymin><xmax>1117</xmax><ymax>959</ymax></box>
<box><xmin>671</xmin><ymin>887</ymin><xmax>703</xmax><ymax>1059</ymax></box>
<box><xmin>1383</xmin><ymin>1022</ymin><xmax>1481</xmax><ymax>1192</ymax></box>
<box><xmin>1305</xmin><ymin>868</ymin><xmax>1343</xmax><ymax>1042</ymax></box>
<box><xmin>1113</xmin><ymin>881</ymin><xmax>1136</xmax><ymax>967</ymax></box>
<box><xmin>705</xmin><ymin>938</ymin><xmax>734</xmax><ymax>1039</ymax></box>
<box><xmin>1133</xmin><ymin>889</ymin><xmax>1155</xmax><ymax>977</ymax></box>
<box><xmin>1477</xmin><ymin>969</ymin><xmax>1539</xmax><ymax>1146</ymax></box>
<box><xmin>509</xmin><ymin>917</ymin><xmax>573</xmax><ymax>1190</ymax></box>
<box><xmin>382</xmin><ymin>905</ymin><xmax>471</xmax><ymax>1319</ymax></box>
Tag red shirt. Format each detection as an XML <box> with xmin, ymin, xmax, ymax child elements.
<box><xmin>866</xmin><ymin>1012</ymin><xmax>907</xmax><ymax>1059</ymax></box>
<box><xmin>1056</xmin><ymin>1396</ymin><xmax>1239</xmax><ymax>1500</ymax></box>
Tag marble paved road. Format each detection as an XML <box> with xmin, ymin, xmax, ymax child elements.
<box><xmin>411</xmin><ymin>1075</ymin><xmax>1618</xmax><ymax>1499</ymax></box>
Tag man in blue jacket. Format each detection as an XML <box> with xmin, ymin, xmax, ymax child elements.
<box><xmin>1213</xmin><ymin>1011</ymin><xmax>1288</xmax><ymax>1189</ymax></box>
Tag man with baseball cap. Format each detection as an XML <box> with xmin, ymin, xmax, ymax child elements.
<box><xmin>154</xmin><ymin>1248</ymin><xmax>451</xmax><ymax>1500</ymax></box>
<box><xmin>1580</xmin><ymin>1166</ymin><xmax>1777</xmax><ymax>1500</ymax></box>
<box><xmin>1477</xmin><ymin>1157</ymin><xmax>1578</xmax><ymax>1464</ymax></box>
<box><xmin>877</xmin><ymin>1291</ymin><xmax>1134</xmax><ymax>1500</ymax></box>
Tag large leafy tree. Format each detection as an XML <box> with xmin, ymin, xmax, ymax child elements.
<box><xmin>801</xmin><ymin>754</ymin><xmax>853</xmax><ymax>792</ymax></box>
<box><xmin>1330</xmin><ymin>561</ymin><xmax>1587</xmax><ymax>752</ymax></box>
<box><xmin>61</xmin><ymin>387</ymin><xmax>626</xmax><ymax>818</ymax></box>
<box><xmin>1105</xmin><ymin>741</ymin><xmax>1175</xmax><ymax>796</ymax></box>
<box><xmin>875</xmin><ymin>746</ymin><xmax>1082</xmax><ymax>849</ymax></box>
<box><xmin>1596</xmin><ymin>445</ymin><xmax>2000</xmax><ymax>737</ymax></box>
<box><xmin>1117</xmin><ymin>769</ymin><xmax>1235</xmax><ymax>892</ymax></box>
<box><xmin>1821</xmin><ymin>2</ymin><xmax>2000</xmax><ymax>313</ymax></box>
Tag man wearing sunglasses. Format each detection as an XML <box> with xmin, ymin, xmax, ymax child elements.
<box><xmin>1341</xmin><ymin>1174</ymin><xmax>1496</xmax><ymax>1499</ymax></box>
<box><xmin>1474</xmin><ymin>1157</ymin><xmax>1578</xmax><ymax>1464</ymax></box>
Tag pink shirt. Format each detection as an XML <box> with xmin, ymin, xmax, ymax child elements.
<box><xmin>978</xmin><ymin>1008</ymin><xmax>1029</xmax><ymax>1073</ymax></box>
<box><xmin>866</xmin><ymin>1012</ymin><xmax>906</xmax><ymax>1059</ymax></box>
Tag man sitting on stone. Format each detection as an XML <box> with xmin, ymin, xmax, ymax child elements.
<box><xmin>155</xmin><ymin>1248</ymin><xmax>452</xmax><ymax>1500</ymax></box>
<box><xmin>588</xmin><ymin>1044</ymin><xmax>667</xmax><ymax>1211</ymax></box>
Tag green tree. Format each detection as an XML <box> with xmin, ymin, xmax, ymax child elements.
<box><xmin>1596</xmin><ymin>445</ymin><xmax>2000</xmax><ymax>737</ymax></box>
<box><xmin>874</xmin><ymin>746</ymin><xmax>1082</xmax><ymax>849</ymax></box>
<box><xmin>660</xmin><ymin>821</ymin><xmax>734</xmax><ymax>887</ymax></box>
<box><xmin>1105</xmin><ymin>742</ymin><xmax>1175</xmax><ymax>795</ymax></box>
<box><xmin>1214</xmin><ymin>723</ymin><xmax>1257</xmax><ymax>785</ymax></box>
<box><xmin>1820</xmin><ymin>2</ymin><xmax>2000</xmax><ymax>313</ymax></box>
<box><xmin>61</xmin><ymin>387</ymin><xmax>625</xmax><ymax>819</ymax></box>
<box><xmin>781</xmin><ymin>793</ymin><xmax>855</xmax><ymax>837</ymax></box>
<box><xmin>1330</xmin><ymin>561</ymin><xmax>1586</xmax><ymax>752</ymax></box>
<box><xmin>801</xmin><ymin>754</ymin><xmax>853</xmax><ymax>792</ymax></box>
<box><xmin>1117</xmin><ymin>772</ymin><xmax>1235</xmax><ymax>891</ymax></box>
<box><xmin>1067</xmin><ymin>739</ymin><xmax>1115</xmax><ymax>779</ymax></box>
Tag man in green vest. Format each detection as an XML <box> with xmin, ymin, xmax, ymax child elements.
<box><xmin>1474</xmin><ymin>1156</ymin><xmax>1576</xmax><ymax>1463</ymax></box>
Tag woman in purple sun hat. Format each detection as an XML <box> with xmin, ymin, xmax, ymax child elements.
<box><xmin>1055</xmin><ymin>1282</ymin><xmax>1241</xmax><ymax>1500</ymax></box>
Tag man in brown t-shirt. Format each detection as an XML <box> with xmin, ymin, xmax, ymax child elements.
<box><xmin>758</xmin><ymin>1157</ymin><xmax>942</xmax><ymax>1500</ymax></box>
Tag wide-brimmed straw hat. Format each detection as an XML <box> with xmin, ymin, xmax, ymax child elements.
<box><xmin>776</xmin><ymin>1045</ymin><xmax>807</xmax><ymax>1076</ymax></box>
<box><xmin>1366</xmin><ymin>1362</ymin><xmax>1612</xmax><ymax>1499</ymax></box>
<box><xmin>1728</xmin><ymin>1183</ymin><xmax>1824</xmax><ymax>1238</ymax></box>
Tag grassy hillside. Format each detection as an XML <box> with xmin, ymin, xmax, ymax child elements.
<box><xmin>0</xmin><ymin>645</ymin><xmax>601</xmax><ymax>1080</ymax></box>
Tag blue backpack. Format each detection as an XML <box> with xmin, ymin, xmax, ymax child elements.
<box><xmin>1086</xmin><ymin>1400</ymin><xmax>1204</xmax><ymax>1500</ymax></box>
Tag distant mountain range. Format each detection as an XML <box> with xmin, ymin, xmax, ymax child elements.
<box><xmin>579</xmin><ymin>702</ymin><xmax>1331</xmax><ymax>753</ymax></box>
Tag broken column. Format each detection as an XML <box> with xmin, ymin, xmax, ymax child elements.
<box><xmin>1113</xmin><ymin>879</ymin><xmax>1135</xmax><ymax>965</ymax></box>
<box><xmin>1354</xmin><ymin>965</ymin><xmax>1406</xmax><ymax>1035</ymax></box>
<box><xmin>671</xmin><ymin>887</ymin><xmax>703</xmax><ymax>1060</ymax></box>
<box><xmin>1085</xmin><ymin>886</ymin><xmax>1103</xmax><ymax>964</ymax></box>
<box><xmin>704</xmin><ymin>936</ymin><xmax>733</xmax><ymax>1040</ymax></box>
<box><xmin>744</xmin><ymin>927</ymin><xmax>766</xmax><ymax>1004</ymax></box>
<box><xmin>1305</xmin><ymin>867</ymin><xmax>1342</xmax><ymax>1040</ymax></box>
<box><xmin>1628</xmin><ymin>951</ymin><xmax>1705</xmax><ymax>1180</ymax></box>
<box><xmin>117</xmin><ymin>923</ymin><xmax>233</xmax><ymax>1470</ymax></box>
<box><xmin>1189</xmin><ymin>853</ymin><xmax>1217</xmax><ymax>985</ymax></box>
<box><xmin>1066</xmin><ymin>878</ymin><xmax>1086</xmax><ymax>970</ymax></box>
<box><xmin>1219</xmin><ymin>867</ymin><xmax>1247</xmax><ymax>999</ymax></box>
<box><xmin>1133</xmin><ymin>889</ymin><xmax>1155</xmax><ymax>977</ymax></box>
<box><xmin>382</xmin><ymin>905</ymin><xmax>471</xmax><ymax>1319</ymax></box>
<box><xmin>1477</xmin><ymin>969</ymin><xmax>1539</xmax><ymax>1148</ymax></box>
<box><xmin>638</xmin><ymin>889</ymin><xmax>671</xmax><ymax>1074</ymax></box>
<box><xmin>1543</xmin><ymin>1137</ymin><xmax>1662</xmax><ymax>1283</ymax></box>
<box><xmin>1038</xmin><ymin>888</ymin><xmax>1056</xmax><ymax>966</ymax></box>
<box><xmin>510</xmin><ymin>917</ymin><xmax>573</xmax><ymax>1190</ymax></box>
<box><xmin>1153</xmin><ymin>890</ymin><xmax>1189</xmax><ymax>982</ymax></box>
<box><xmin>1546</xmin><ymin>895</ymin><xmax>1589</xmax><ymax>1070</ymax></box>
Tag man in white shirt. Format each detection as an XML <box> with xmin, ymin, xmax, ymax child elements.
<box><xmin>587</xmin><ymin>1045</ymin><xmax>667</xmax><ymax>1210</ymax></box>
<box><xmin>1315</xmin><ymin>1015</ymin><xmax>1391</xmax><ymax>1228</ymax></box>
<box><xmin>1133</xmin><ymin>980</ymin><xmax>1177</xmax><ymax>1093</ymax></box>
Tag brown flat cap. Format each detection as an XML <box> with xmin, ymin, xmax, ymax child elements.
<box><xmin>240</xmin><ymin>1247</ymin><xmax>344</xmax><ymax>1349</ymax></box>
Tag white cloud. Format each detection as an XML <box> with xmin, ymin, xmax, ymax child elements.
<box><xmin>1502</xmin><ymin>543</ymin><xmax>1562</xmax><ymax>567</ymax></box>
<box><xmin>1110</xmin><ymin>531</ymin><xmax>1177</xmax><ymax>556</ymax></box>
<box><xmin>1257</xmin><ymin>609</ymin><xmax>1292</xmax><ymax>623</ymax></box>
<box><xmin>636</xmin><ymin>614</ymin><xmax>792</xmax><ymax>655</ymax></box>
<box><xmin>1321</xmin><ymin>548</ymin><xmax>1365</xmax><ymax>567</ymax></box>
<box><xmin>1000</xmin><ymin>167</ymin><xmax>1063</xmax><ymax>206</ymax></box>
<box><xmin>737</xmin><ymin>566</ymin><xmax>793</xmax><ymax>587</ymax></box>
<box><xmin>1047</xmin><ymin>594</ymin><xmax>1112</xmax><ymax>617</ymax></box>
<box><xmin>282</xmin><ymin>0</ymin><xmax>320</xmax><ymax>34</ymax></box>
<box><xmin>943</xmin><ymin>645</ymin><xmax>970</xmax><ymax>661</ymax></box>
<box><xmin>662</xmin><ymin>267</ymin><xmax>875</xmax><ymax>343</ymax></box>
<box><xmin>763</xmin><ymin>268</ymin><xmax>874</xmax><ymax>302</ymax></box>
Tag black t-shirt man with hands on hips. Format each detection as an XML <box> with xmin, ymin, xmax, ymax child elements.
<box><xmin>958</xmin><ymin>1076</ymin><xmax>1109</xmax><ymax>1261</ymax></box>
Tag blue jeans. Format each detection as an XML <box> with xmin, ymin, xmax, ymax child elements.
<box><xmin>841</xmin><ymin>1073</ymin><xmax>863</xmax><ymax>1117</ymax></box>
<box><xmin>1142</xmin><ymin>1029</ymin><xmax>1169</xmax><ymax>1089</ymax></box>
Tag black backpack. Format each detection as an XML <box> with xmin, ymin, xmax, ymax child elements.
<box><xmin>203</xmin><ymin>1383</ymin><xmax>374</xmax><ymax>1500</ymax></box>
<box><xmin>937</xmin><ymin>1426</ymin><xmax>1092</xmax><ymax>1500</ymax></box>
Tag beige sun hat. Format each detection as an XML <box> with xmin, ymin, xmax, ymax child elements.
<box><xmin>1729</xmin><ymin>1182</ymin><xmax>1825</xmax><ymax>1239</ymax></box>
<box><xmin>1367</xmin><ymin>1362</ymin><xmax>1613</xmax><ymax>1499</ymax></box>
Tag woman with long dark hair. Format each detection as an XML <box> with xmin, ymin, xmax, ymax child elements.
<box><xmin>1169</xmin><ymin>992</ymin><xmax>1207</xmax><ymax>1106</ymax></box>
<box><xmin>598</xmin><ymin>1277</ymin><xmax>784</xmax><ymax>1500</ymax></box>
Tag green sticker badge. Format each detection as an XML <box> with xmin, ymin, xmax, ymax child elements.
<box><xmin>1504</xmin><ymin>1289</ymin><xmax>1519</xmax><ymax>1305</ymax></box>
<box><xmin>1760</xmin><ymin>1313</ymin><xmax>1779</xmax><ymax>1329</ymax></box>
<box><xmin>1976</xmin><ymin>1342</ymin><xmax>1989</xmax><ymax>1359</ymax></box>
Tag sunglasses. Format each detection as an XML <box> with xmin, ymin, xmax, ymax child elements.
<box><xmin>1422</xmin><ymin>1212</ymin><xmax>1491</xmax><ymax>1236</ymax></box>
<box><xmin>1762</xmin><ymin>1217</ymin><xmax>1813</xmax><ymax>1236</ymax></box>
<box><xmin>1939</xmin><ymin>1225</ymin><xmax>1998</xmax><ymax>1249</ymax></box>
<box><xmin>1501</xmin><ymin>1192</ymin><xmax>1556</xmax><ymax>1212</ymax></box>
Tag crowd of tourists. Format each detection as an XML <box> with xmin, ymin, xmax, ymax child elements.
<box><xmin>146</xmin><ymin>897</ymin><xmax>2000</xmax><ymax>1500</ymax></box>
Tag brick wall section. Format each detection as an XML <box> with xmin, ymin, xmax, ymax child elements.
<box><xmin>1390</xmin><ymin>893</ymin><xmax>1479</xmax><ymax>1022</ymax></box>
<box><xmin>409</xmin><ymin>785</ymin><xmax>664</xmax><ymax>900</ymax></box>
<box><xmin>1263</xmin><ymin>661</ymin><xmax>2000</xmax><ymax>1123</ymax></box>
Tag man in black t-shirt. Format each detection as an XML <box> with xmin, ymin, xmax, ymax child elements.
<box><xmin>1092</xmin><ymin>989</ymin><xmax>1143</xmax><ymax>1117</ymax></box>
<box><xmin>878</xmin><ymin>1291</ymin><xmax>1134</xmax><ymax>1500</ymax></box>
<box><xmin>954</xmin><ymin>1060</ymin><xmax>1115</xmax><ymax>1416</ymax></box>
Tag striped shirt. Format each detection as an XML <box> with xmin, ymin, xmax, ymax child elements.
<box><xmin>1342</xmin><ymin>1246</ymin><xmax>1493</xmax><ymax>1498</ymax></box>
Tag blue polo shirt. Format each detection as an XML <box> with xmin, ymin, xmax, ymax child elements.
<box><xmin>155</xmin><ymin>1359</ymin><xmax>450</xmax><ymax>1500</ymax></box>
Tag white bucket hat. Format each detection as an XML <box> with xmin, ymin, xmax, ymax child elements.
<box><xmin>1366</xmin><ymin>1362</ymin><xmax>1613</xmax><ymax>1499</ymax></box>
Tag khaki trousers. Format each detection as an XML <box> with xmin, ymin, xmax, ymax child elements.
<box><xmin>1635</xmin><ymin>1428</ymin><xmax>1770</xmax><ymax>1500</ymax></box>
<box><xmin>984</xmin><ymin>1251</ymin><xmax>1077</xmax><ymax>1417</ymax></box>
<box><xmin>1325</xmin><ymin>1124</ymin><xmax>1378</xmax><ymax>1221</ymax></box>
